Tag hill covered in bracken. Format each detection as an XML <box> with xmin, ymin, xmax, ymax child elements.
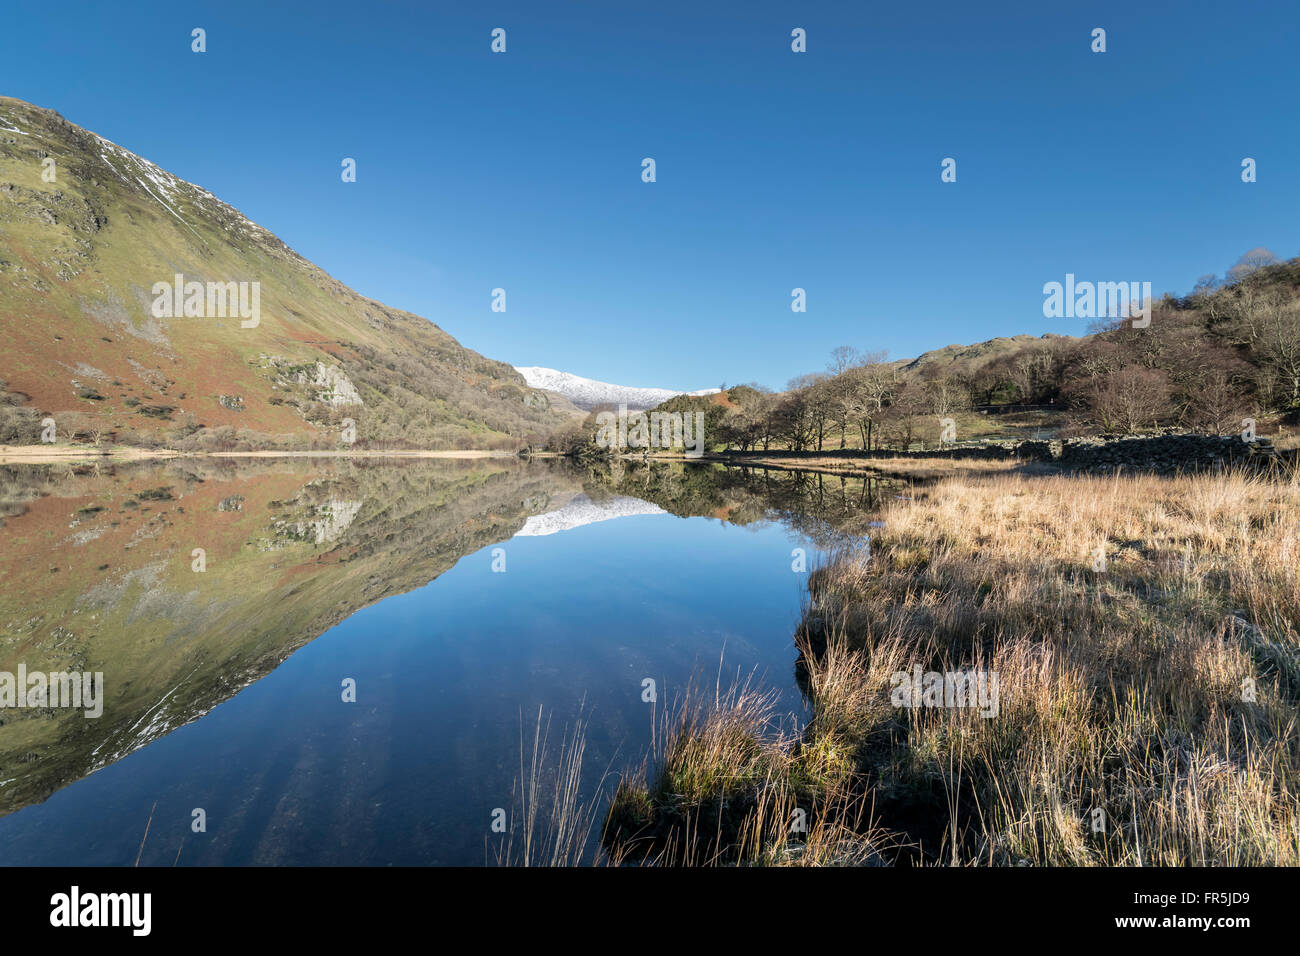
<box><xmin>0</xmin><ymin>97</ymin><xmax>569</xmax><ymax>452</ymax></box>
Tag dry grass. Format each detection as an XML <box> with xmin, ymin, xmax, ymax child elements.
<box><xmin>1274</xmin><ymin>427</ymin><xmax>1300</xmax><ymax>452</ymax></box>
<box><xmin>605</xmin><ymin>465</ymin><xmax>1300</xmax><ymax>866</ymax></box>
<box><xmin>491</xmin><ymin>705</ymin><xmax>611</xmax><ymax>867</ymax></box>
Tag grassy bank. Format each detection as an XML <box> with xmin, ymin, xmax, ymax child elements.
<box><xmin>604</xmin><ymin>465</ymin><xmax>1300</xmax><ymax>865</ymax></box>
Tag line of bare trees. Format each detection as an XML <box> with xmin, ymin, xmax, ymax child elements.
<box><xmin>718</xmin><ymin>350</ymin><xmax>937</xmax><ymax>452</ymax></box>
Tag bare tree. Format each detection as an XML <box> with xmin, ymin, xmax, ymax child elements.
<box><xmin>773</xmin><ymin>385</ymin><xmax>816</xmax><ymax>451</ymax></box>
<box><xmin>1227</xmin><ymin>247</ymin><xmax>1278</xmax><ymax>284</ymax></box>
<box><xmin>1072</xmin><ymin>367</ymin><xmax>1173</xmax><ymax>434</ymax></box>
<box><xmin>918</xmin><ymin>365</ymin><xmax>967</xmax><ymax>417</ymax></box>
<box><xmin>1256</xmin><ymin>296</ymin><xmax>1300</xmax><ymax>414</ymax></box>
<box><xmin>790</xmin><ymin>373</ymin><xmax>834</xmax><ymax>451</ymax></box>
<box><xmin>1222</xmin><ymin>248</ymin><xmax>1281</xmax><ymax>347</ymax></box>
<box><xmin>826</xmin><ymin>346</ymin><xmax>860</xmax><ymax>448</ymax></box>
<box><xmin>846</xmin><ymin>352</ymin><xmax>892</xmax><ymax>452</ymax></box>
<box><xmin>1186</xmin><ymin>369</ymin><xmax>1247</xmax><ymax>435</ymax></box>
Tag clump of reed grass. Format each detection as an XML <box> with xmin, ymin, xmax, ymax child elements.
<box><xmin>492</xmin><ymin>704</ymin><xmax>611</xmax><ymax>867</ymax></box>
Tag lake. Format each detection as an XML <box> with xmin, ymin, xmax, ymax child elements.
<box><xmin>0</xmin><ymin>457</ymin><xmax>884</xmax><ymax>865</ymax></box>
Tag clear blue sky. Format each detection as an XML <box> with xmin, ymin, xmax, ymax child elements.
<box><xmin>5</xmin><ymin>0</ymin><xmax>1297</xmax><ymax>390</ymax></box>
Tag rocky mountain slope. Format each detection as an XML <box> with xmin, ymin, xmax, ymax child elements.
<box><xmin>0</xmin><ymin>97</ymin><xmax>567</xmax><ymax>450</ymax></box>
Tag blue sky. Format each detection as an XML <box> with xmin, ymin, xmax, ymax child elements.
<box><xmin>4</xmin><ymin>0</ymin><xmax>1297</xmax><ymax>390</ymax></box>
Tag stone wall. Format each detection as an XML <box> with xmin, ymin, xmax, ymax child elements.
<box><xmin>946</xmin><ymin>434</ymin><xmax>1294</xmax><ymax>474</ymax></box>
<box><xmin>1051</xmin><ymin>434</ymin><xmax>1290</xmax><ymax>474</ymax></box>
<box><xmin>722</xmin><ymin>435</ymin><xmax>1295</xmax><ymax>475</ymax></box>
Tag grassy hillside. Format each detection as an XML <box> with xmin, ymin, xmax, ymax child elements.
<box><xmin>0</xmin><ymin>97</ymin><xmax>566</xmax><ymax>451</ymax></box>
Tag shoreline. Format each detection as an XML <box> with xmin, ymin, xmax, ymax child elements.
<box><xmin>0</xmin><ymin>445</ymin><xmax>520</xmax><ymax>465</ymax></box>
<box><xmin>625</xmin><ymin>450</ymin><xmax>1034</xmax><ymax>480</ymax></box>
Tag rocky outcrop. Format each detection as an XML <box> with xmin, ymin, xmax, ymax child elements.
<box><xmin>305</xmin><ymin>362</ymin><xmax>362</xmax><ymax>407</ymax></box>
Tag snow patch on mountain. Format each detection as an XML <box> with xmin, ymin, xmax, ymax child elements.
<box><xmin>84</xmin><ymin>127</ymin><xmax>284</xmax><ymax>248</ymax></box>
<box><xmin>514</xmin><ymin>366</ymin><xmax>718</xmax><ymax>411</ymax></box>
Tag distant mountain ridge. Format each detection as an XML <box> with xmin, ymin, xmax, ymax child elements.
<box><xmin>892</xmin><ymin>333</ymin><xmax>1083</xmax><ymax>375</ymax></box>
<box><xmin>514</xmin><ymin>366</ymin><xmax>719</xmax><ymax>411</ymax></box>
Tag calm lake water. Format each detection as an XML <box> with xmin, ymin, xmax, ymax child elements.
<box><xmin>0</xmin><ymin>458</ymin><xmax>882</xmax><ymax>865</ymax></box>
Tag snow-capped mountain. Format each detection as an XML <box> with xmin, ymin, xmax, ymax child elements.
<box><xmin>514</xmin><ymin>366</ymin><xmax>719</xmax><ymax>411</ymax></box>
